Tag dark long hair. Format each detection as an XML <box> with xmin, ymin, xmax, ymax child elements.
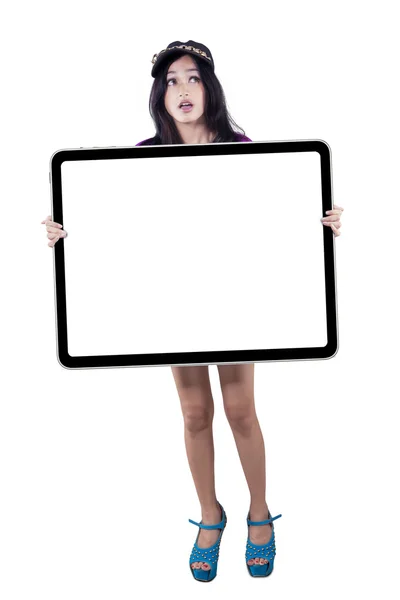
<box><xmin>141</xmin><ymin>51</ymin><xmax>247</xmax><ymax>145</ymax></box>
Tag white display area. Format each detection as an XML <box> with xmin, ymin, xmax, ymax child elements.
<box><xmin>60</xmin><ymin>150</ymin><xmax>327</xmax><ymax>356</ymax></box>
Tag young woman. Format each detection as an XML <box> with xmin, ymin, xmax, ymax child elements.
<box><xmin>42</xmin><ymin>40</ymin><xmax>344</xmax><ymax>582</ymax></box>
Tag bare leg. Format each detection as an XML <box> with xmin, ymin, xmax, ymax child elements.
<box><xmin>217</xmin><ymin>363</ymin><xmax>272</xmax><ymax>566</ymax></box>
<box><xmin>171</xmin><ymin>365</ymin><xmax>222</xmax><ymax>571</ymax></box>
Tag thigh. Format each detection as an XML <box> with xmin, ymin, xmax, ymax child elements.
<box><xmin>171</xmin><ymin>365</ymin><xmax>214</xmax><ymax>409</ymax></box>
<box><xmin>217</xmin><ymin>363</ymin><xmax>255</xmax><ymax>399</ymax></box>
<box><xmin>171</xmin><ymin>365</ymin><xmax>212</xmax><ymax>390</ymax></box>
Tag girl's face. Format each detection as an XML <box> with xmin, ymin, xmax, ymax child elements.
<box><xmin>164</xmin><ymin>54</ymin><xmax>207</xmax><ymax>125</ymax></box>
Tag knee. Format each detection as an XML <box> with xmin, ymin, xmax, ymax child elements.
<box><xmin>183</xmin><ymin>405</ymin><xmax>213</xmax><ymax>434</ymax></box>
<box><xmin>224</xmin><ymin>396</ymin><xmax>256</xmax><ymax>436</ymax></box>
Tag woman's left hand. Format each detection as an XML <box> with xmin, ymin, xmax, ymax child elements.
<box><xmin>321</xmin><ymin>204</ymin><xmax>344</xmax><ymax>237</ymax></box>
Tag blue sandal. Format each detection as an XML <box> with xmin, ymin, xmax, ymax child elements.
<box><xmin>188</xmin><ymin>501</ymin><xmax>227</xmax><ymax>582</ymax></box>
<box><xmin>245</xmin><ymin>511</ymin><xmax>282</xmax><ymax>577</ymax></box>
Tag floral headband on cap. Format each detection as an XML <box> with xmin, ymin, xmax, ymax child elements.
<box><xmin>150</xmin><ymin>40</ymin><xmax>215</xmax><ymax>78</ymax></box>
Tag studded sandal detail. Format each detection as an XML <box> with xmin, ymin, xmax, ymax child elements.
<box><xmin>245</xmin><ymin>511</ymin><xmax>282</xmax><ymax>578</ymax></box>
<box><xmin>188</xmin><ymin>501</ymin><xmax>227</xmax><ymax>582</ymax></box>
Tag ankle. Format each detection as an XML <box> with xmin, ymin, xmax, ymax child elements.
<box><xmin>249</xmin><ymin>501</ymin><xmax>269</xmax><ymax>520</ymax></box>
<box><xmin>201</xmin><ymin>501</ymin><xmax>221</xmax><ymax>521</ymax></box>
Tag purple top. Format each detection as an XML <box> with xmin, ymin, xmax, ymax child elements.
<box><xmin>135</xmin><ymin>132</ymin><xmax>252</xmax><ymax>146</ymax></box>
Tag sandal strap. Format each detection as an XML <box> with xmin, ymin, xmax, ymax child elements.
<box><xmin>247</xmin><ymin>513</ymin><xmax>282</xmax><ymax>526</ymax></box>
<box><xmin>188</xmin><ymin>517</ymin><xmax>226</xmax><ymax>530</ymax></box>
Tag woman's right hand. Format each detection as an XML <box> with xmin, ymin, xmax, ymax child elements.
<box><xmin>41</xmin><ymin>215</ymin><xmax>68</xmax><ymax>247</ymax></box>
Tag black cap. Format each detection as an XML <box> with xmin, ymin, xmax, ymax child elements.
<box><xmin>151</xmin><ymin>41</ymin><xmax>215</xmax><ymax>78</ymax></box>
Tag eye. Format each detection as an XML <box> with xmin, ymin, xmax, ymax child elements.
<box><xmin>167</xmin><ymin>76</ymin><xmax>200</xmax><ymax>86</ymax></box>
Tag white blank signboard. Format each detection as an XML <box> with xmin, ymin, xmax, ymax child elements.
<box><xmin>50</xmin><ymin>140</ymin><xmax>338</xmax><ymax>369</ymax></box>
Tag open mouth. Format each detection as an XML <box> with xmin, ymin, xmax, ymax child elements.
<box><xmin>179</xmin><ymin>102</ymin><xmax>193</xmax><ymax>111</ymax></box>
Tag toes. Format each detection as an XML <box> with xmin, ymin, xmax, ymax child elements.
<box><xmin>191</xmin><ymin>560</ymin><xmax>211</xmax><ymax>571</ymax></box>
<box><xmin>248</xmin><ymin>557</ymin><xmax>269</xmax><ymax>567</ymax></box>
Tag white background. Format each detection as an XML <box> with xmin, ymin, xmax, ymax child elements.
<box><xmin>1</xmin><ymin>1</ymin><xmax>399</xmax><ymax>599</ymax></box>
<box><xmin>61</xmin><ymin>152</ymin><xmax>326</xmax><ymax>356</ymax></box>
